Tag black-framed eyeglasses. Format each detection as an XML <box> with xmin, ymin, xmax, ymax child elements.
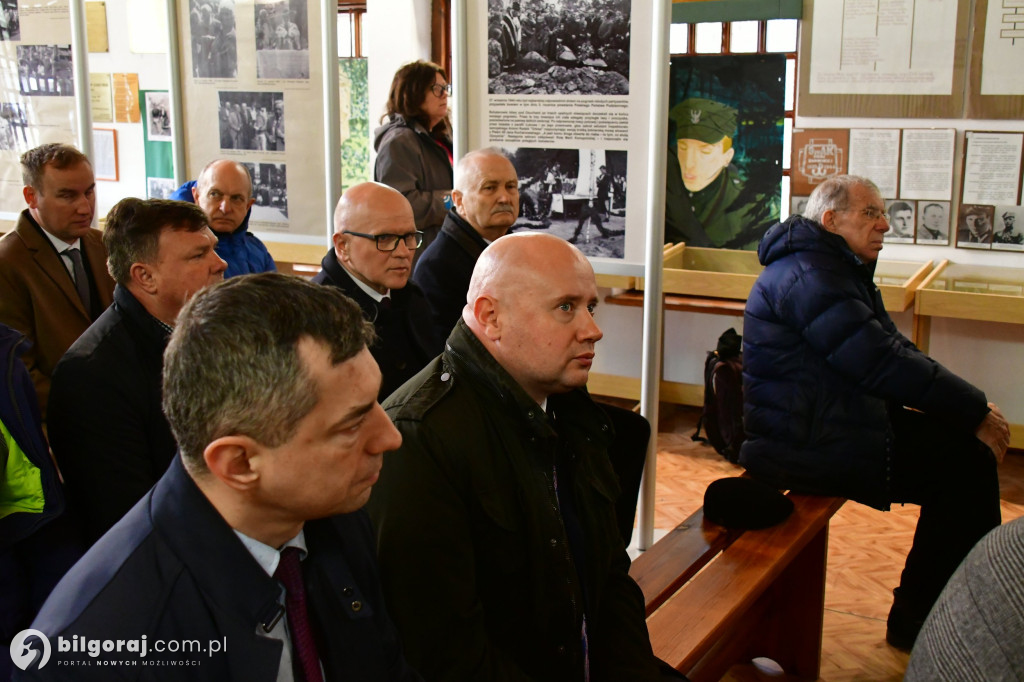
<box><xmin>430</xmin><ymin>83</ymin><xmax>452</xmax><ymax>98</ymax></box>
<box><xmin>343</xmin><ymin>230</ymin><xmax>424</xmax><ymax>252</ymax></box>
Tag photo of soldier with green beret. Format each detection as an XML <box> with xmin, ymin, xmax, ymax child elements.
<box><xmin>665</xmin><ymin>55</ymin><xmax>784</xmax><ymax>250</ymax></box>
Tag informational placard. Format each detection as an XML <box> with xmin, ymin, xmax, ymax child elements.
<box><xmin>809</xmin><ymin>0</ymin><xmax>959</xmax><ymax>96</ymax></box>
<box><xmin>0</xmin><ymin>0</ymin><xmax>77</xmax><ymax>214</ymax></box>
<box><xmin>962</xmin><ymin>132</ymin><xmax>1023</xmax><ymax>205</ymax></box>
<box><xmin>90</xmin><ymin>73</ymin><xmax>113</xmax><ymax>123</ymax></box>
<box><xmin>86</xmin><ymin>1</ymin><xmax>109</xmax><ymax>53</ymax></box>
<box><xmin>899</xmin><ymin>128</ymin><xmax>955</xmax><ymax>200</ymax></box>
<box><xmin>177</xmin><ymin>0</ymin><xmax>324</xmax><ymax>240</ymax></box>
<box><xmin>464</xmin><ymin>0</ymin><xmax>650</xmax><ymax>272</ymax></box>
<box><xmin>980</xmin><ymin>0</ymin><xmax>1024</xmax><ymax>95</ymax></box>
<box><xmin>848</xmin><ymin>128</ymin><xmax>900</xmax><ymax>199</ymax></box>
<box><xmin>790</xmin><ymin>128</ymin><xmax>849</xmax><ymax>198</ymax></box>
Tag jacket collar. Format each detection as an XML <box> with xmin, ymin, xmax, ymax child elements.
<box><xmin>16</xmin><ymin>210</ymin><xmax>91</xmax><ymax>320</ymax></box>
<box><xmin>441</xmin><ymin>209</ymin><xmax>489</xmax><ymax>258</ymax></box>
<box><xmin>150</xmin><ymin>457</ymin><xmax>285</xmax><ymax>633</ymax></box>
<box><xmin>113</xmin><ymin>284</ymin><xmax>173</xmax><ymax>348</ymax></box>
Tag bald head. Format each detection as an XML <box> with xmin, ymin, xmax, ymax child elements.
<box><xmin>452</xmin><ymin>148</ymin><xmax>519</xmax><ymax>239</ymax></box>
<box><xmin>332</xmin><ymin>182</ymin><xmax>418</xmax><ymax>294</ymax></box>
<box><xmin>193</xmin><ymin>160</ymin><xmax>254</xmax><ymax>234</ymax></box>
<box><xmin>463</xmin><ymin>233</ymin><xmax>602</xmax><ymax>404</ymax></box>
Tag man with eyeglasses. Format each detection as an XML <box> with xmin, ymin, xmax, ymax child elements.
<box><xmin>741</xmin><ymin>174</ymin><xmax>1009</xmax><ymax>653</ymax></box>
<box><xmin>170</xmin><ymin>159</ymin><xmax>278</xmax><ymax>278</ymax></box>
<box><xmin>313</xmin><ymin>182</ymin><xmax>441</xmax><ymax>400</ymax></box>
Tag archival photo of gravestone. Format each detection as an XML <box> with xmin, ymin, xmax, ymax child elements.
<box><xmin>487</xmin><ymin>0</ymin><xmax>631</xmax><ymax>95</ymax></box>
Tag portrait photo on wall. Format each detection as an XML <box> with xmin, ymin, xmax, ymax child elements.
<box><xmin>956</xmin><ymin>204</ymin><xmax>995</xmax><ymax>249</ymax></box>
<box><xmin>1</xmin><ymin>0</ymin><xmax>21</xmax><ymax>41</ymax></box>
<box><xmin>145</xmin><ymin>92</ymin><xmax>172</xmax><ymax>142</ymax></box>
<box><xmin>916</xmin><ymin>200</ymin><xmax>950</xmax><ymax>245</ymax></box>
<box><xmin>884</xmin><ymin>199</ymin><xmax>915</xmax><ymax>243</ymax></box>
<box><xmin>218</xmin><ymin>91</ymin><xmax>284</xmax><ymax>151</ymax></box>
<box><xmin>665</xmin><ymin>54</ymin><xmax>784</xmax><ymax>250</ymax></box>
<box><xmin>189</xmin><ymin>0</ymin><xmax>238</xmax><ymax>79</ymax></box>
<box><xmin>255</xmin><ymin>0</ymin><xmax>309</xmax><ymax>79</ymax></box>
<box><xmin>504</xmin><ymin>146</ymin><xmax>627</xmax><ymax>259</ymax></box>
<box><xmin>487</xmin><ymin>0</ymin><xmax>630</xmax><ymax>96</ymax></box>
<box><xmin>0</xmin><ymin>103</ymin><xmax>28</xmax><ymax>151</ymax></box>
<box><xmin>992</xmin><ymin>205</ymin><xmax>1024</xmax><ymax>251</ymax></box>
<box><xmin>148</xmin><ymin>177</ymin><xmax>177</xmax><ymax>200</ymax></box>
<box><xmin>17</xmin><ymin>45</ymin><xmax>74</xmax><ymax>97</ymax></box>
<box><xmin>243</xmin><ymin>162</ymin><xmax>289</xmax><ymax>223</ymax></box>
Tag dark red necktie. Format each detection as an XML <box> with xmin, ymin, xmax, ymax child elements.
<box><xmin>274</xmin><ymin>547</ymin><xmax>324</xmax><ymax>682</ymax></box>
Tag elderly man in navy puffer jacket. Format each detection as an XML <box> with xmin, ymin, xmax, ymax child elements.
<box><xmin>741</xmin><ymin>174</ymin><xmax>1010</xmax><ymax>653</ymax></box>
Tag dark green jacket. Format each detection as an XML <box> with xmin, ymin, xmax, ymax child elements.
<box><xmin>367</xmin><ymin>321</ymin><xmax>660</xmax><ymax>682</ymax></box>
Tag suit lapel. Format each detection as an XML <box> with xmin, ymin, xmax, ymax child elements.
<box><xmin>17</xmin><ymin>214</ymin><xmax>90</xmax><ymax>320</ymax></box>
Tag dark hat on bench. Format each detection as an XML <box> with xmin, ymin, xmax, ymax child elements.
<box><xmin>703</xmin><ymin>477</ymin><xmax>793</xmax><ymax>530</ymax></box>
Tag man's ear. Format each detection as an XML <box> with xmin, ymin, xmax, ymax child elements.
<box><xmin>129</xmin><ymin>262</ymin><xmax>159</xmax><ymax>295</ymax></box>
<box><xmin>451</xmin><ymin>189</ymin><xmax>465</xmax><ymax>216</ymax></box>
<box><xmin>821</xmin><ymin>209</ymin><xmax>836</xmax><ymax>232</ymax></box>
<box><xmin>203</xmin><ymin>435</ymin><xmax>261</xmax><ymax>492</ymax></box>
<box><xmin>23</xmin><ymin>185</ymin><xmax>38</xmax><ymax>209</ymax></box>
<box><xmin>722</xmin><ymin>147</ymin><xmax>735</xmax><ymax>168</ymax></box>
<box><xmin>332</xmin><ymin>231</ymin><xmax>348</xmax><ymax>263</ymax></box>
<box><xmin>470</xmin><ymin>295</ymin><xmax>501</xmax><ymax>341</ymax></box>
<box><xmin>191</xmin><ymin>185</ymin><xmax>201</xmax><ymax>203</ymax></box>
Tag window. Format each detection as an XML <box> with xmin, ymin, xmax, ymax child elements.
<box><xmin>337</xmin><ymin>2</ymin><xmax>365</xmax><ymax>58</ymax></box>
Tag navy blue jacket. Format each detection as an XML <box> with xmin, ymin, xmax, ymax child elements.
<box><xmin>412</xmin><ymin>209</ymin><xmax>489</xmax><ymax>343</ymax></box>
<box><xmin>740</xmin><ymin>216</ymin><xmax>988</xmax><ymax>509</ymax></box>
<box><xmin>18</xmin><ymin>456</ymin><xmax>422</xmax><ymax>681</ymax></box>
<box><xmin>171</xmin><ymin>180</ymin><xmax>277</xmax><ymax>278</ymax></box>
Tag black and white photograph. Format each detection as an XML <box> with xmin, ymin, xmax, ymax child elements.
<box><xmin>146</xmin><ymin>92</ymin><xmax>172</xmax><ymax>141</ymax></box>
<box><xmin>0</xmin><ymin>103</ymin><xmax>28</xmax><ymax>151</ymax></box>
<box><xmin>218</xmin><ymin>91</ymin><xmax>285</xmax><ymax>151</ymax></box>
<box><xmin>504</xmin><ymin>146</ymin><xmax>626</xmax><ymax>259</ymax></box>
<box><xmin>1</xmin><ymin>0</ymin><xmax>21</xmax><ymax>41</ymax></box>
<box><xmin>190</xmin><ymin>0</ymin><xmax>238</xmax><ymax>78</ymax></box>
<box><xmin>916</xmin><ymin>200</ymin><xmax>950</xmax><ymax>244</ymax></box>
<box><xmin>884</xmin><ymin>199</ymin><xmax>914</xmax><ymax>243</ymax></box>
<box><xmin>17</xmin><ymin>45</ymin><xmax>74</xmax><ymax>97</ymax></box>
<box><xmin>992</xmin><ymin>206</ymin><xmax>1024</xmax><ymax>251</ymax></box>
<box><xmin>956</xmin><ymin>203</ymin><xmax>995</xmax><ymax>250</ymax></box>
<box><xmin>255</xmin><ymin>0</ymin><xmax>309</xmax><ymax>79</ymax></box>
<box><xmin>243</xmin><ymin>162</ymin><xmax>289</xmax><ymax>222</ymax></box>
<box><xmin>487</xmin><ymin>0</ymin><xmax>630</xmax><ymax>95</ymax></box>
<box><xmin>148</xmin><ymin>177</ymin><xmax>177</xmax><ymax>200</ymax></box>
<box><xmin>790</xmin><ymin>196</ymin><xmax>809</xmax><ymax>217</ymax></box>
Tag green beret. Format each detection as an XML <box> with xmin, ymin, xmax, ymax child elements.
<box><xmin>670</xmin><ymin>98</ymin><xmax>737</xmax><ymax>144</ymax></box>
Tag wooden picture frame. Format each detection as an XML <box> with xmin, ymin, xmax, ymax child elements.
<box><xmin>92</xmin><ymin>127</ymin><xmax>119</xmax><ymax>181</ymax></box>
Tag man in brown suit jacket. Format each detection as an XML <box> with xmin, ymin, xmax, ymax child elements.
<box><xmin>0</xmin><ymin>144</ymin><xmax>114</xmax><ymax>419</ymax></box>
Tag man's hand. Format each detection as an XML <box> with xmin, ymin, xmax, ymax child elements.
<box><xmin>975</xmin><ymin>403</ymin><xmax>1010</xmax><ymax>463</ymax></box>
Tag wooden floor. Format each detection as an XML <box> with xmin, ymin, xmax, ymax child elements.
<box><xmin>642</xmin><ymin>403</ymin><xmax>1024</xmax><ymax>682</ymax></box>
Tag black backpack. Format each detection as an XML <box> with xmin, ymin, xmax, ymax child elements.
<box><xmin>693</xmin><ymin>328</ymin><xmax>746</xmax><ymax>463</ymax></box>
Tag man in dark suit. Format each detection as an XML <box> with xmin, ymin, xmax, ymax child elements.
<box><xmin>16</xmin><ymin>274</ymin><xmax>422</xmax><ymax>681</ymax></box>
<box><xmin>412</xmin><ymin>148</ymin><xmax>519</xmax><ymax>343</ymax></box>
<box><xmin>0</xmin><ymin>143</ymin><xmax>114</xmax><ymax>419</ymax></box>
<box><xmin>313</xmin><ymin>182</ymin><xmax>440</xmax><ymax>401</ymax></box>
<box><xmin>48</xmin><ymin>198</ymin><xmax>227</xmax><ymax>543</ymax></box>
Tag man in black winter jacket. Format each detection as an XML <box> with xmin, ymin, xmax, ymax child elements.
<box><xmin>741</xmin><ymin>174</ymin><xmax>1010</xmax><ymax>652</ymax></box>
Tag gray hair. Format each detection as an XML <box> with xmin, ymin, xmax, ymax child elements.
<box><xmin>454</xmin><ymin>147</ymin><xmax>513</xmax><ymax>194</ymax></box>
<box><xmin>196</xmin><ymin>159</ymin><xmax>253</xmax><ymax>199</ymax></box>
<box><xmin>804</xmin><ymin>175</ymin><xmax>880</xmax><ymax>225</ymax></box>
<box><xmin>163</xmin><ymin>273</ymin><xmax>374</xmax><ymax>471</ymax></box>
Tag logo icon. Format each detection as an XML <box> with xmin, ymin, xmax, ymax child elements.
<box><xmin>689</xmin><ymin>109</ymin><xmax>702</xmax><ymax>124</ymax></box>
<box><xmin>10</xmin><ymin>629</ymin><xmax>50</xmax><ymax>670</ymax></box>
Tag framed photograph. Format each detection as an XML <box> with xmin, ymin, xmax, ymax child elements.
<box><xmin>145</xmin><ymin>91</ymin><xmax>172</xmax><ymax>142</ymax></box>
<box><xmin>92</xmin><ymin>128</ymin><xmax>118</xmax><ymax>182</ymax></box>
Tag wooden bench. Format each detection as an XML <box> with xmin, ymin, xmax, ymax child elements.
<box><xmin>628</xmin><ymin>492</ymin><xmax>845</xmax><ymax>681</ymax></box>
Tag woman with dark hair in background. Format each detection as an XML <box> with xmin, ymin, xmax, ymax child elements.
<box><xmin>374</xmin><ymin>60</ymin><xmax>453</xmax><ymax>257</ymax></box>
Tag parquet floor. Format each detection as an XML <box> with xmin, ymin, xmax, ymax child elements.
<box><xmin>640</xmin><ymin>403</ymin><xmax>1024</xmax><ymax>682</ymax></box>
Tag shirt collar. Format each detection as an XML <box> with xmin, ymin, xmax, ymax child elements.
<box><xmin>233</xmin><ymin>528</ymin><xmax>308</xmax><ymax>577</ymax></box>
<box><xmin>43</xmin><ymin>229</ymin><xmax>81</xmax><ymax>253</ymax></box>
<box><xmin>341</xmin><ymin>264</ymin><xmax>390</xmax><ymax>303</ymax></box>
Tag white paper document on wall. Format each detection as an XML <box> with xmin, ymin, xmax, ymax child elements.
<box><xmin>962</xmin><ymin>132</ymin><xmax>1024</xmax><ymax>205</ymax></box>
<box><xmin>899</xmin><ymin>128</ymin><xmax>955</xmax><ymax>200</ymax></box>
<box><xmin>809</xmin><ymin>0</ymin><xmax>958</xmax><ymax>95</ymax></box>
<box><xmin>848</xmin><ymin>128</ymin><xmax>901</xmax><ymax>198</ymax></box>
<box><xmin>980</xmin><ymin>0</ymin><xmax>1024</xmax><ymax>95</ymax></box>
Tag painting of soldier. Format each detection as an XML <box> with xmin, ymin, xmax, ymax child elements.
<box><xmin>255</xmin><ymin>0</ymin><xmax>309</xmax><ymax>79</ymax></box>
<box><xmin>243</xmin><ymin>162</ymin><xmax>289</xmax><ymax>222</ymax></box>
<box><xmin>487</xmin><ymin>0</ymin><xmax>630</xmax><ymax>95</ymax></box>
<box><xmin>0</xmin><ymin>0</ymin><xmax>21</xmax><ymax>41</ymax></box>
<box><xmin>956</xmin><ymin>204</ymin><xmax>994</xmax><ymax>249</ymax></box>
<box><xmin>217</xmin><ymin>91</ymin><xmax>284</xmax><ymax>151</ymax></box>
<box><xmin>916</xmin><ymin>201</ymin><xmax>950</xmax><ymax>244</ymax></box>
<box><xmin>665</xmin><ymin>54</ymin><xmax>784</xmax><ymax>250</ymax></box>
<box><xmin>992</xmin><ymin>206</ymin><xmax>1024</xmax><ymax>251</ymax></box>
<box><xmin>189</xmin><ymin>0</ymin><xmax>238</xmax><ymax>79</ymax></box>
